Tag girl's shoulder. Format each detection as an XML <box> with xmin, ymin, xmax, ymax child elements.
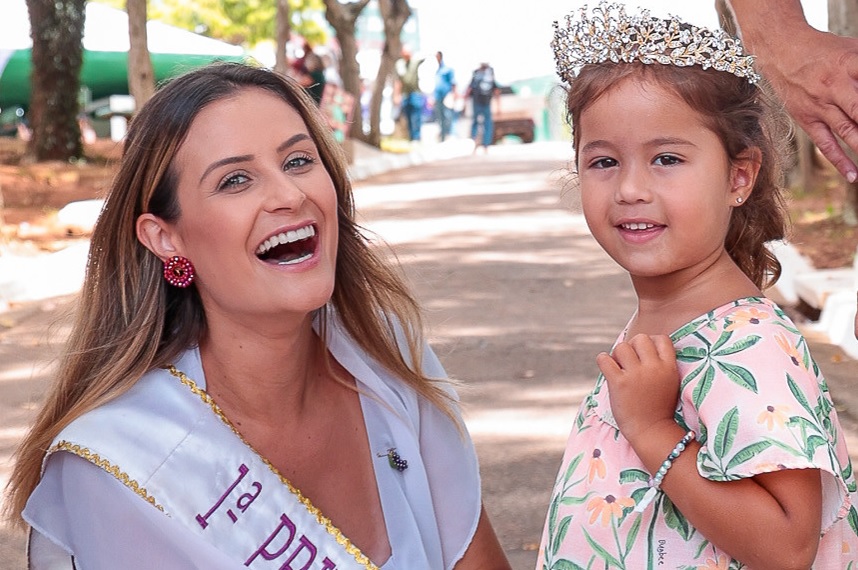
<box><xmin>670</xmin><ymin>296</ymin><xmax>798</xmax><ymax>342</ymax></box>
<box><xmin>671</xmin><ymin>296</ymin><xmax>824</xmax><ymax>384</ymax></box>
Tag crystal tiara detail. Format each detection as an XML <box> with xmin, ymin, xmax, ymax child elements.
<box><xmin>551</xmin><ymin>2</ymin><xmax>761</xmax><ymax>85</ymax></box>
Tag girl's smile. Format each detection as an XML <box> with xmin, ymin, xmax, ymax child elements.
<box><xmin>615</xmin><ymin>218</ymin><xmax>665</xmax><ymax>244</ymax></box>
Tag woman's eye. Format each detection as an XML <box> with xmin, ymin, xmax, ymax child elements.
<box><xmin>218</xmin><ymin>172</ymin><xmax>250</xmax><ymax>191</ymax></box>
<box><xmin>284</xmin><ymin>154</ymin><xmax>315</xmax><ymax>171</ymax></box>
<box><xmin>654</xmin><ymin>154</ymin><xmax>682</xmax><ymax>166</ymax></box>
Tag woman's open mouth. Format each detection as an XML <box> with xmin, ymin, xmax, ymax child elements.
<box><xmin>255</xmin><ymin>224</ymin><xmax>318</xmax><ymax>265</ymax></box>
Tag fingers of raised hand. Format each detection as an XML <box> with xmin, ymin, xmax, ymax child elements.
<box><xmin>650</xmin><ymin>333</ymin><xmax>675</xmax><ymax>353</ymax></box>
<box><xmin>604</xmin><ymin>334</ymin><xmax>679</xmax><ymax>383</ymax></box>
<box><xmin>610</xmin><ymin>339</ymin><xmax>644</xmax><ymax>372</ymax></box>
<box><xmin>805</xmin><ymin>119</ymin><xmax>858</xmax><ymax>183</ymax></box>
<box><xmin>615</xmin><ymin>333</ymin><xmax>669</xmax><ymax>369</ymax></box>
<box><xmin>596</xmin><ymin>351</ymin><xmax>621</xmax><ymax>378</ymax></box>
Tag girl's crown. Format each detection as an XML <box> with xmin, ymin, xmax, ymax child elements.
<box><xmin>551</xmin><ymin>1</ymin><xmax>760</xmax><ymax>85</ymax></box>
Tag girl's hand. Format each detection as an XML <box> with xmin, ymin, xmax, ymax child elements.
<box><xmin>596</xmin><ymin>334</ymin><xmax>680</xmax><ymax>446</ymax></box>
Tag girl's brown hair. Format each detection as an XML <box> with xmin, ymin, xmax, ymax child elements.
<box><xmin>565</xmin><ymin>62</ymin><xmax>792</xmax><ymax>289</ymax></box>
<box><xmin>6</xmin><ymin>62</ymin><xmax>453</xmax><ymax>525</ymax></box>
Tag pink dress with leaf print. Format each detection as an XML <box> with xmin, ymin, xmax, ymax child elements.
<box><xmin>538</xmin><ymin>296</ymin><xmax>858</xmax><ymax>570</ymax></box>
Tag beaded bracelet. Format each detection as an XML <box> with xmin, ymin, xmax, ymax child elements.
<box><xmin>634</xmin><ymin>430</ymin><xmax>696</xmax><ymax>513</ymax></box>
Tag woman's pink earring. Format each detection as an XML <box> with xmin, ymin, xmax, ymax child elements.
<box><xmin>163</xmin><ymin>256</ymin><xmax>195</xmax><ymax>288</ymax></box>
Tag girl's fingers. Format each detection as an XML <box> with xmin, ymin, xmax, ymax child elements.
<box><xmin>626</xmin><ymin>334</ymin><xmax>660</xmax><ymax>362</ymax></box>
<box><xmin>609</xmin><ymin>341</ymin><xmax>640</xmax><ymax>370</ymax></box>
<box><xmin>596</xmin><ymin>351</ymin><xmax>621</xmax><ymax>377</ymax></box>
<box><xmin>651</xmin><ymin>334</ymin><xmax>677</xmax><ymax>362</ymax></box>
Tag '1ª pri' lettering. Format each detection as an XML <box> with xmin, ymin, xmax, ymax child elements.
<box><xmin>196</xmin><ymin>463</ymin><xmax>262</xmax><ymax>528</ymax></box>
<box><xmin>245</xmin><ymin>513</ymin><xmax>337</xmax><ymax>569</ymax></box>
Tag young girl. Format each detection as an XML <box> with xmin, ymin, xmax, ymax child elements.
<box><xmin>539</xmin><ymin>3</ymin><xmax>858</xmax><ymax>568</ymax></box>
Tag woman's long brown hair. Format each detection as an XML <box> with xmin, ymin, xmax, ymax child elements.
<box><xmin>6</xmin><ymin>62</ymin><xmax>456</xmax><ymax>525</ymax></box>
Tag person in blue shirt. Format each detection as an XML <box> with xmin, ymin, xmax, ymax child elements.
<box><xmin>433</xmin><ymin>51</ymin><xmax>457</xmax><ymax>142</ymax></box>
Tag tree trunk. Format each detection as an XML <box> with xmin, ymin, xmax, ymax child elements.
<box><xmin>367</xmin><ymin>0</ymin><xmax>411</xmax><ymax>147</ymax></box>
<box><xmin>323</xmin><ymin>0</ymin><xmax>371</xmax><ymax>142</ymax></box>
<box><xmin>25</xmin><ymin>0</ymin><xmax>86</xmax><ymax>162</ymax></box>
<box><xmin>830</xmin><ymin>0</ymin><xmax>858</xmax><ymax>225</ymax></box>
<box><xmin>127</xmin><ymin>0</ymin><xmax>155</xmax><ymax>111</ymax></box>
<box><xmin>274</xmin><ymin>0</ymin><xmax>290</xmax><ymax>77</ymax></box>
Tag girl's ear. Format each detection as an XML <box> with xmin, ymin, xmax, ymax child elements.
<box><xmin>136</xmin><ymin>213</ymin><xmax>182</xmax><ymax>261</ymax></box>
<box><xmin>729</xmin><ymin>147</ymin><xmax>763</xmax><ymax>206</ymax></box>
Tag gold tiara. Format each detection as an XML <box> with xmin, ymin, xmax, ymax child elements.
<box><xmin>551</xmin><ymin>2</ymin><xmax>760</xmax><ymax>85</ymax></box>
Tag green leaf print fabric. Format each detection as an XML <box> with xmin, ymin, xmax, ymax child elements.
<box><xmin>538</xmin><ymin>297</ymin><xmax>858</xmax><ymax>570</ymax></box>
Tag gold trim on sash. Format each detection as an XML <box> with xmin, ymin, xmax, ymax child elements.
<box><xmin>49</xmin><ymin>440</ymin><xmax>165</xmax><ymax>512</ymax></box>
<box><xmin>167</xmin><ymin>365</ymin><xmax>379</xmax><ymax>570</ymax></box>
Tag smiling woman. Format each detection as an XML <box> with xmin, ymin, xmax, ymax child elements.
<box><xmin>4</xmin><ymin>62</ymin><xmax>511</xmax><ymax>570</ymax></box>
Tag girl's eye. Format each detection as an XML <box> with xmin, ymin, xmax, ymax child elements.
<box><xmin>284</xmin><ymin>154</ymin><xmax>315</xmax><ymax>171</ymax></box>
<box><xmin>588</xmin><ymin>157</ymin><xmax>618</xmax><ymax>169</ymax></box>
<box><xmin>217</xmin><ymin>172</ymin><xmax>251</xmax><ymax>191</ymax></box>
<box><xmin>654</xmin><ymin>154</ymin><xmax>682</xmax><ymax>166</ymax></box>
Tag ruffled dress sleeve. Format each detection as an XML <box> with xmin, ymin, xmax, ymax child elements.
<box><xmin>675</xmin><ymin>298</ymin><xmax>856</xmax><ymax>534</ymax></box>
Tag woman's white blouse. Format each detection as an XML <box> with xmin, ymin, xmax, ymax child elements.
<box><xmin>24</xmin><ymin>318</ymin><xmax>481</xmax><ymax>569</ymax></box>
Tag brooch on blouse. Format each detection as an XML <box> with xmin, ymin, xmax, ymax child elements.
<box><xmin>377</xmin><ymin>448</ymin><xmax>408</xmax><ymax>472</ymax></box>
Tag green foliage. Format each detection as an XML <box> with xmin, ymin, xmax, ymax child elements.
<box><xmin>89</xmin><ymin>0</ymin><xmax>328</xmax><ymax>47</ymax></box>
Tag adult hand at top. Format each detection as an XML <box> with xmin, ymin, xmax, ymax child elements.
<box><xmin>729</xmin><ymin>0</ymin><xmax>858</xmax><ymax>183</ymax></box>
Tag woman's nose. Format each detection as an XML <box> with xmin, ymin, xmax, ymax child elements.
<box><xmin>264</xmin><ymin>174</ymin><xmax>307</xmax><ymax>212</ymax></box>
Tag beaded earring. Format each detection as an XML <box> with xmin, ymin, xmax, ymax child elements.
<box><xmin>163</xmin><ymin>255</ymin><xmax>196</xmax><ymax>288</ymax></box>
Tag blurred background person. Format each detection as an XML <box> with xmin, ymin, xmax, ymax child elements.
<box><xmin>289</xmin><ymin>40</ymin><xmax>326</xmax><ymax>105</ymax></box>
<box><xmin>394</xmin><ymin>48</ymin><xmax>426</xmax><ymax>142</ymax></box>
<box><xmin>465</xmin><ymin>61</ymin><xmax>499</xmax><ymax>153</ymax></box>
<box><xmin>433</xmin><ymin>51</ymin><xmax>457</xmax><ymax>142</ymax></box>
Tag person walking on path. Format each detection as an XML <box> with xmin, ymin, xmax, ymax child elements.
<box><xmin>465</xmin><ymin>61</ymin><xmax>499</xmax><ymax>153</ymax></box>
<box><xmin>539</xmin><ymin>3</ymin><xmax>858</xmax><ymax>568</ymax></box>
<box><xmin>394</xmin><ymin>49</ymin><xmax>426</xmax><ymax>142</ymax></box>
<box><xmin>433</xmin><ymin>51</ymin><xmax>457</xmax><ymax>142</ymax></box>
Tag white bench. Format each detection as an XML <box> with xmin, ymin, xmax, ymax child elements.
<box><xmin>770</xmin><ymin>240</ymin><xmax>858</xmax><ymax>359</ymax></box>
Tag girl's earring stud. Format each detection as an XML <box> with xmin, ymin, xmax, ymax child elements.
<box><xmin>736</xmin><ymin>196</ymin><xmax>744</xmax><ymax>204</ymax></box>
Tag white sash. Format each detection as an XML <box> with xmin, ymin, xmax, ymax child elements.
<box><xmin>48</xmin><ymin>363</ymin><xmax>378</xmax><ymax>570</ymax></box>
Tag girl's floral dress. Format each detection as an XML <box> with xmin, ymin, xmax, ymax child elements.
<box><xmin>539</xmin><ymin>297</ymin><xmax>858</xmax><ymax>570</ymax></box>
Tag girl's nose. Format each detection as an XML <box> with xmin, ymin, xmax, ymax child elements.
<box><xmin>614</xmin><ymin>166</ymin><xmax>653</xmax><ymax>204</ymax></box>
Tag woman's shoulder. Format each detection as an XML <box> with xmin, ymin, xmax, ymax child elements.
<box><xmin>48</xmin><ymin>349</ymin><xmax>205</xmax><ymax>477</ymax></box>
